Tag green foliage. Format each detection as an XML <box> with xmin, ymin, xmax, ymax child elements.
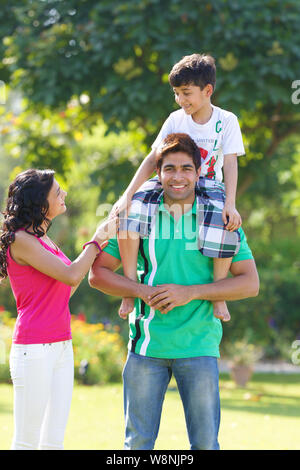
<box><xmin>0</xmin><ymin>312</ymin><xmax>127</xmax><ymax>385</ymax></box>
<box><xmin>223</xmin><ymin>268</ymin><xmax>300</xmax><ymax>360</ymax></box>
<box><xmin>72</xmin><ymin>318</ymin><xmax>126</xmax><ymax>385</ymax></box>
<box><xmin>1</xmin><ymin>0</ymin><xmax>300</xmax><ymax>361</ymax></box>
<box><xmin>1</xmin><ymin>0</ymin><xmax>300</xmax><ymax>190</ymax></box>
<box><xmin>0</xmin><ymin>311</ymin><xmax>15</xmax><ymax>383</ymax></box>
<box><xmin>2</xmin><ymin>0</ymin><xmax>300</xmax><ymax>138</ymax></box>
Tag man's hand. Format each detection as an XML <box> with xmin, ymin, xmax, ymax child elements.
<box><xmin>138</xmin><ymin>284</ymin><xmax>166</xmax><ymax>306</ymax></box>
<box><xmin>147</xmin><ymin>284</ymin><xmax>194</xmax><ymax>314</ymax></box>
<box><xmin>222</xmin><ymin>202</ymin><xmax>242</xmax><ymax>232</ymax></box>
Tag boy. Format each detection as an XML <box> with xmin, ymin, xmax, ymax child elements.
<box><xmin>116</xmin><ymin>53</ymin><xmax>245</xmax><ymax>321</ymax></box>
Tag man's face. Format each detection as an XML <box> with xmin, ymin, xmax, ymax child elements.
<box><xmin>173</xmin><ymin>83</ymin><xmax>212</xmax><ymax>116</ymax></box>
<box><xmin>157</xmin><ymin>151</ymin><xmax>200</xmax><ymax>205</ymax></box>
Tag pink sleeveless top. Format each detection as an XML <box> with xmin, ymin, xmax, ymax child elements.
<box><xmin>7</xmin><ymin>231</ymin><xmax>72</xmax><ymax>344</ymax></box>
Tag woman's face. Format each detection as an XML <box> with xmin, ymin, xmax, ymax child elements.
<box><xmin>46</xmin><ymin>179</ymin><xmax>67</xmax><ymax>220</ymax></box>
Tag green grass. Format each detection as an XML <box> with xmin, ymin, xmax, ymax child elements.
<box><xmin>1</xmin><ymin>373</ymin><xmax>300</xmax><ymax>450</ymax></box>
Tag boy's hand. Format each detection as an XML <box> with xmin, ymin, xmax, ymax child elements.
<box><xmin>111</xmin><ymin>192</ymin><xmax>132</xmax><ymax>218</ymax></box>
<box><xmin>222</xmin><ymin>203</ymin><xmax>242</xmax><ymax>232</ymax></box>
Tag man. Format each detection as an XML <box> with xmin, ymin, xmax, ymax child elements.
<box><xmin>89</xmin><ymin>133</ymin><xmax>259</xmax><ymax>450</ymax></box>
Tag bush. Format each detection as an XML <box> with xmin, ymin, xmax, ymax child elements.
<box><xmin>0</xmin><ymin>310</ymin><xmax>15</xmax><ymax>383</ymax></box>
<box><xmin>222</xmin><ymin>268</ymin><xmax>300</xmax><ymax>359</ymax></box>
<box><xmin>71</xmin><ymin>317</ymin><xmax>127</xmax><ymax>385</ymax></box>
<box><xmin>0</xmin><ymin>311</ymin><xmax>127</xmax><ymax>385</ymax></box>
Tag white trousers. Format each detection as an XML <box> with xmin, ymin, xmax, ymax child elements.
<box><xmin>9</xmin><ymin>340</ymin><xmax>74</xmax><ymax>450</ymax></box>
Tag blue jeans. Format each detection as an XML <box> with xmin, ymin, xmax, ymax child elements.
<box><xmin>122</xmin><ymin>352</ymin><xmax>220</xmax><ymax>450</ymax></box>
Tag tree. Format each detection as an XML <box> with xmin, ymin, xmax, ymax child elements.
<box><xmin>1</xmin><ymin>0</ymin><xmax>300</xmax><ymax>192</ymax></box>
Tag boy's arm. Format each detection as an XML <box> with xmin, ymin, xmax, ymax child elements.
<box><xmin>223</xmin><ymin>153</ymin><xmax>242</xmax><ymax>231</ymax></box>
<box><xmin>113</xmin><ymin>148</ymin><xmax>157</xmax><ymax>214</ymax></box>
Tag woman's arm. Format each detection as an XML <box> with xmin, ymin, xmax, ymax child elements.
<box><xmin>70</xmin><ymin>284</ymin><xmax>80</xmax><ymax>297</ymax></box>
<box><xmin>10</xmin><ymin>218</ymin><xmax>117</xmax><ymax>287</ymax></box>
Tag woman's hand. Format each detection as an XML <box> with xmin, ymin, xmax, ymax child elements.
<box><xmin>93</xmin><ymin>215</ymin><xmax>119</xmax><ymax>244</ymax></box>
<box><xmin>110</xmin><ymin>192</ymin><xmax>133</xmax><ymax>218</ymax></box>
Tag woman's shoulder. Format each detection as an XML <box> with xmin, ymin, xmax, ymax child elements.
<box><xmin>14</xmin><ymin>229</ymin><xmax>32</xmax><ymax>241</ymax></box>
<box><xmin>13</xmin><ymin>229</ymin><xmax>40</xmax><ymax>249</ymax></box>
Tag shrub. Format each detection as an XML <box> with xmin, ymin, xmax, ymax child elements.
<box><xmin>71</xmin><ymin>317</ymin><xmax>127</xmax><ymax>385</ymax></box>
<box><xmin>222</xmin><ymin>268</ymin><xmax>300</xmax><ymax>359</ymax></box>
<box><xmin>0</xmin><ymin>311</ymin><xmax>127</xmax><ymax>385</ymax></box>
<box><xmin>0</xmin><ymin>310</ymin><xmax>15</xmax><ymax>383</ymax></box>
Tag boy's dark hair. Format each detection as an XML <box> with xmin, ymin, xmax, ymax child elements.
<box><xmin>156</xmin><ymin>133</ymin><xmax>201</xmax><ymax>171</ymax></box>
<box><xmin>168</xmin><ymin>53</ymin><xmax>216</xmax><ymax>90</ymax></box>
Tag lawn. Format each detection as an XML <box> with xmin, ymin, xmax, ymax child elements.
<box><xmin>1</xmin><ymin>373</ymin><xmax>300</xmax><ymax>450</ymax></box>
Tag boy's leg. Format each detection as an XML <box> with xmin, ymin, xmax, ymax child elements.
<box><xmin>122</xmin><ymin>352</ymin><xmax>172</xmax><ymax>450</ymax></box>
<box><xmin>212</xmin><ymin>257</ymin><xmax>232</xmax><ymax>321</ymax></box>
<box><xmin>118</xmin><ymin>230</ymin><xmax>140</xmax><ymax>319</ymax></box>
<box><xmin>173</xmin><ymin>356</ymin><xmax>220</xmax><ymax>450</ymax></box>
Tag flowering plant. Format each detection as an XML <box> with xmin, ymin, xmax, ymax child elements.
<box><xmin>71</xmin><ymin>316</ymin><xmax>126</xmax><ymax>385</ymax></box>
<box><xmin>224</xmin><ymin>339</ymin><xmax>263</xmax><ymax>366</ymax></box>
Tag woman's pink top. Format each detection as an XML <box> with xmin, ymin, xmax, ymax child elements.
<box><xmin>7</xmin><ymin>232</ymin><xmax>72</xmax><ymax>344</ymax></box>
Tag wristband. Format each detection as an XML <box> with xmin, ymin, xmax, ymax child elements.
<box><xmin>83</xmin><ymin>240</ymin><xmax>102</xmax><ymax>256</ymax></box>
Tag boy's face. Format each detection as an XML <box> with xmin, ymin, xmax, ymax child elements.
<box><xmin>173</xmin><ymin>83</ymin><xmax>212</xmax><ymax>116</ymax></box>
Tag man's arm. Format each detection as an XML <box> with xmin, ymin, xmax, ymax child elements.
<box><xmin>89</xmin><ymin>250</ymin><xmax>259</xmax><ymax>314</ymax></box>
<box><xmin>88</xmin><ymin>250</ymin><xmax>160</xmax><ymax>302</ymax></box>
<box><xmin>148</xmin><ymin>259</ymin><xmax>259</xmax><ymax>313</ymax></box>
<box><xmin>191</xmin><ymin>258</ymin><xmax>259</xmax><ymax>301</ymax></box>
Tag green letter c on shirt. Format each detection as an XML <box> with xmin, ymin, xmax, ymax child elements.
<box><xmin>216</xmin><ymin>120</ymin><xmax>222</xmax><ymax>133</ymax></box>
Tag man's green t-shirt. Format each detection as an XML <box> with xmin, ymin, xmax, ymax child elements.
<box><xmin>105</xmin><ymin>199</ymin><xmax>253</xmax><ymax>359</ymax></box>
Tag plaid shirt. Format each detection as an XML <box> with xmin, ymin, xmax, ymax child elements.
<box><xmin>119</xmin><ymin>176</ymin><xmax>240</xmax><ymax>258</ymax></box>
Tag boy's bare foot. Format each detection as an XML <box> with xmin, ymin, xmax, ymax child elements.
<box><xmin>119</xmin><ymin>297</ymin><xmax>135</xmax><ymax>319</ymax></box>
<box><xmin>213</xmin><ymin>301</ymin><xmax>231</xmax><ymax>322</ymax></box>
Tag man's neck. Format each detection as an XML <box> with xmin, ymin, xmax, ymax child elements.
<box><xmin>163</xmin><ymin>194</ymin><xmax>195</xmax><ymax>221</ymax></box>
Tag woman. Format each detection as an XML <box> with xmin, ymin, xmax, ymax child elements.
<box><xmin>0</xmin><ymin>168</ymin><xmax>117</xmax><ymax>450</ymax></box>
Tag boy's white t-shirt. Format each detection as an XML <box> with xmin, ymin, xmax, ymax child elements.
<box><xmin>152</xmin><ymin>105</ymin><xmax>245</xmax><ymax>182</ymax></box>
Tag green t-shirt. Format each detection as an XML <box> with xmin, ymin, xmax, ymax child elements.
<box><xmin>105</xmin><ymin>199</ymin><xmax>253</xmax><ymax>359</ymax></box>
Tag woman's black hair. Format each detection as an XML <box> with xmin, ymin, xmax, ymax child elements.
<box><xmin>0</xmin><ymin>169</ymin><xmax>55</xmax><ymax>278</ymax></box>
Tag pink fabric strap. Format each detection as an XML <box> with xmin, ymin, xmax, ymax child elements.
<box><xmin>82</xmin><ymin>240</ymin><xmax>102</xmax><ymax>255</ymax></box>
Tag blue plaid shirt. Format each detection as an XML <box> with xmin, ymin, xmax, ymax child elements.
<box><xmin>119</xmin><ymin>176</ymin><xmax>240</xmax><ymax>258</ymax></box>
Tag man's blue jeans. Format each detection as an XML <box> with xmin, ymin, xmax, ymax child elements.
<box><xmin>122</xmin><ymin>352</ymin><xmax>220</xmax><ymax>450</ymax></box>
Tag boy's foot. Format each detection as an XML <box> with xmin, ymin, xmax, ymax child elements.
<box><xmin>119</xmin><ymin>297</ymin><xmax>135</xmax><ymax>319</ymax></box>
<box><xmin>213</xmin><ymin>301</ymin><xmax>231</xmax><ymax>322</ymax></box>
